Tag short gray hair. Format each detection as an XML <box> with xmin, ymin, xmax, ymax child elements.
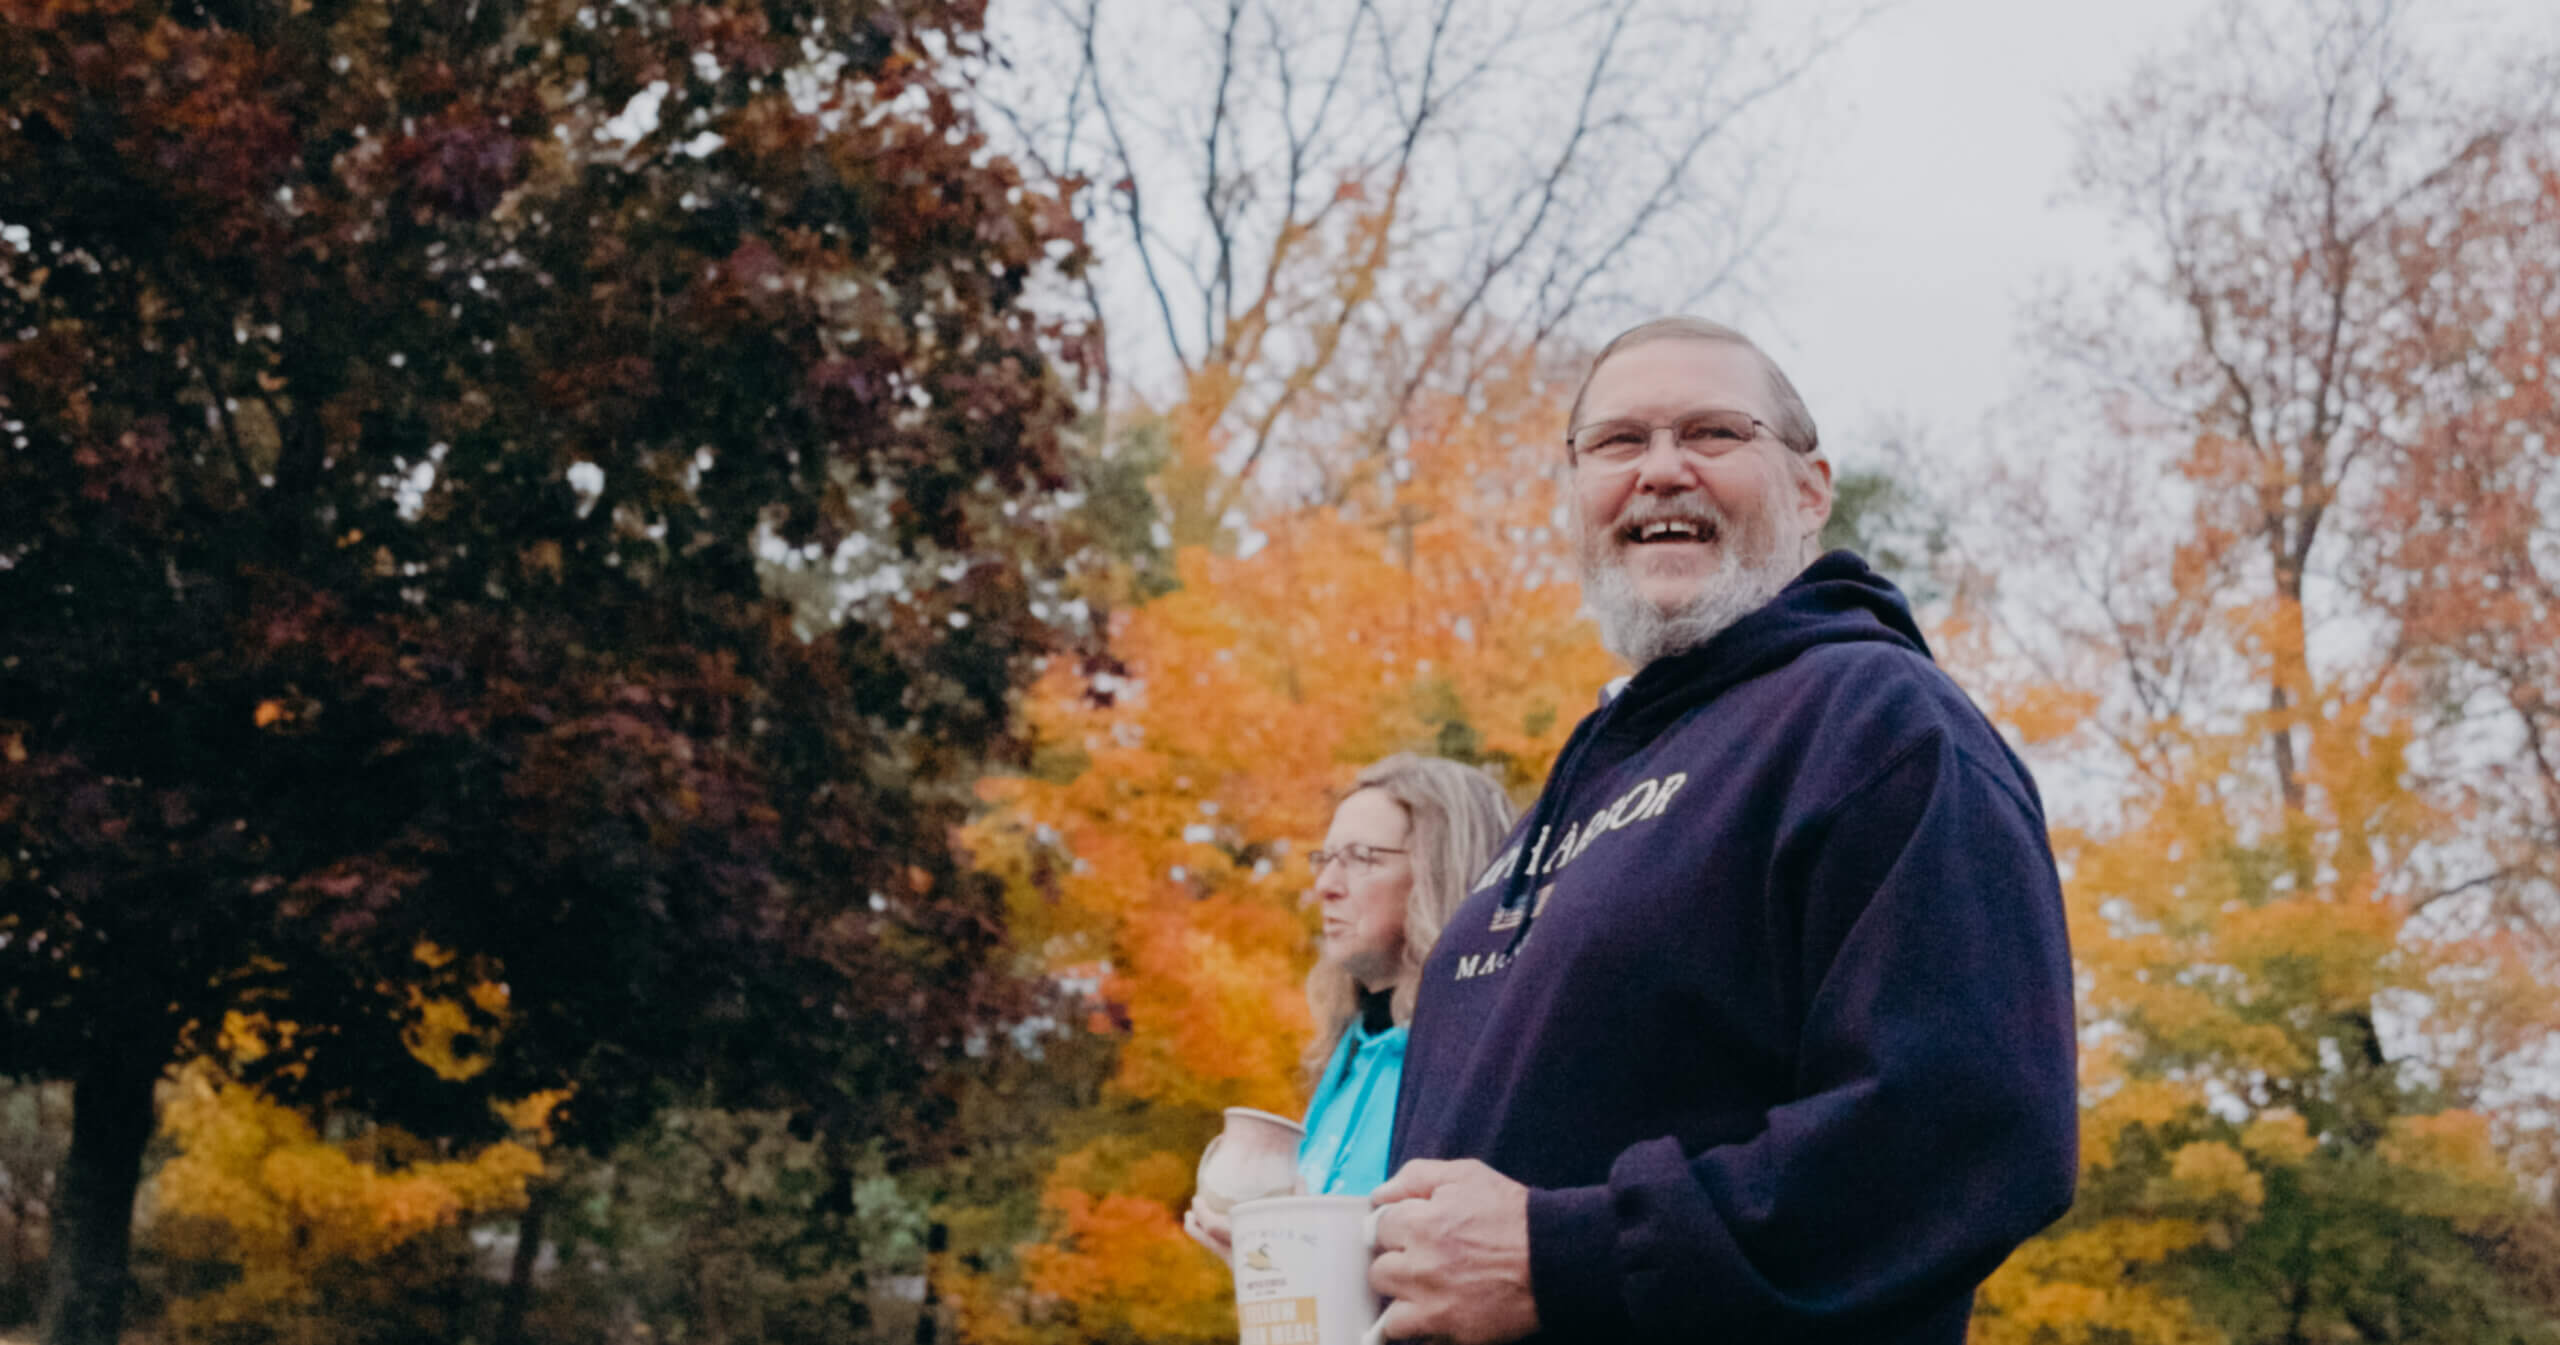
<box><xmin>1566</xmin><ymin>316</ymin><xmax>1821</xmax><ymax>459</ymax></box>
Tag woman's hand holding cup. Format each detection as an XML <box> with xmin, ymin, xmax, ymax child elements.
<box><xmin>1190</xmin><ymin>1106</ymin><xmax>1304</xmax><ymax>1267</ymax></box>
<box><xmin>1182</xmin><ymin>1198</ymin><xmax>1236</xmax><ymax>1265</ymax></box>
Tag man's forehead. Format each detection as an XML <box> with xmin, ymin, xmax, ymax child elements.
<box><xmin>1579</xmin><ymin>338</ymin><xmax>1775</xmax><ymax>418</ymax></box>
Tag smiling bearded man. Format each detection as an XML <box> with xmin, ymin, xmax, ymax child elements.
<box><xmin>1568</xmin><ymin>327</ymin><xmax>1830</xmax><ymax>665</ymax></box>
<box><xmin>1361</xmin><ymin>317</ymin><xmax>2081</xmax><ymax>1345</ymax></box>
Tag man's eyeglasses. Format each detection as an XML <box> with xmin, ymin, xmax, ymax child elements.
<box><xmin>1308</xmin><ymin>842</ymin><xmax>1408</xmax><ymax>873</ymax></box>
<box><xmin>1566</xmin><ymin>407</ymin><xmax>1787</xmax><ymax>470</ymax></box>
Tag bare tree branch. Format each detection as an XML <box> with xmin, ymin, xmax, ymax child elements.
<box><xmin>1199</xmin><ymin>0</ymin><xmax>1248</xmax><ymax>358</ymax></box>
<box><xmin>1063</xmin><ymin>0</ymin><xmax>1195</xmax><ymax>376</ymax></box>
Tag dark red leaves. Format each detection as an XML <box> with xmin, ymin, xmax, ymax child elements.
<box><xmin>73</xmin><ymin>416</ymin><xmax>170</xmax><ymax>516</ymax></box>
<box><xmin>804</xmin><ymin>353</ymin><xmax>891</xmax><ymax>428</ymax></box>
<box><xmin>391</xmin><ymin>112</ymin><xmax>525</xmax><ymax>221</ymax></box>
<box><xmin>2</xmin><ymin>0</ymin><xmax>1077</xmax><ymax>1183</ymax></box>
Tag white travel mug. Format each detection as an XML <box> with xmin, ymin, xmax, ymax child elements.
<box><xmin>1226</xmin><ymin>1194</ymin><xmax>1391</xmax><ymax>1345</ymax></box>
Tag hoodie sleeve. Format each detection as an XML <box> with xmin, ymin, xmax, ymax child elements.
<box><xmin>1522</xmin><ymin>727</ymin><xmax>2078</xmax><ymax>1341</ymax></box>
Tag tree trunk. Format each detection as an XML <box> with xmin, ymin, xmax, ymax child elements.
<box><xmin>38</xmin><ymin>1042</ymin><xmax>165</xmax><ymax>1345</ymax></box>
<box><xmin>4</xmin><ymin>1192</ymin><xmax>29</xmax><ymax>1325</ymax></box>
<box><xmin>2265</xmin><ymin>550</ymin><xmax>2311</xmax><ymax>818</ymax></box>
<box><xmin>915</xmin><ymin>1221</ymin><xmax>947</xmax><ymax>1345</ymax></box>
<box><xmin>493</xmin><ymin>1184</ymin><xmax>547</xmax><ymax>1345</ymax></box>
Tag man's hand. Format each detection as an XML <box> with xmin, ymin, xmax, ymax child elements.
<box><xmin>1366</xmin><ymin>1159</ymin><xmax>1539</xmax><ymax>1345</ymax></box>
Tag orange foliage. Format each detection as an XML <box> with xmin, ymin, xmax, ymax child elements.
<box><xmin>1016</xmin><ymin>1190</ymin><xmax>1237</xmax><ymax>1341</ymax></box>
<box><xmin>990</xmin><ymin>354</ymin><xmax>1602</xmax><ymax>1112</ymax></box>
<box><xmin>951</xmin><ymin>350</ymin><xmax>1609</xmax><ymax>1340</ymax></box>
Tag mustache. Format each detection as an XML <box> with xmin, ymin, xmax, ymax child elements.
<box><xmin>1604</xmin><ymin>492</ymin><xmax>1729</xmax><ymax>539</ymax></box>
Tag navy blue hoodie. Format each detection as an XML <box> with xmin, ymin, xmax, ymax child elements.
<box><xmin>1390</xmin><ymin>552</ymin><xmax>2077</xmax><ymax>1344</ymax></box>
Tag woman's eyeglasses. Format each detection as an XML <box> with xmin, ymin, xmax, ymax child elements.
<box><xmin>1307</xmin><ymin>842</ymin><xmax>1408</xmax><ymax>873</ymax></box>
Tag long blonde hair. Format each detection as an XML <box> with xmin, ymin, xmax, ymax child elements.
<box><xmin>1301</xmin><ymin>754</ymin><xmax>1514</xmax><ymax>1083</ymax></box>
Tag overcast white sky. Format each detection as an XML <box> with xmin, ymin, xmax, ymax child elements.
<box><xmin>999</xmin><ymin>0</ymin><xmax>2549</xmax><ymax>475</ymax></box>
<box><xmin>1746</xmin><ymin>0</ymin><xmax>2556</xmax><ymax>474</ymax></box>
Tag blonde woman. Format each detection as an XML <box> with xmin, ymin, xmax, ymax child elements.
<box><xmin>1186</xmin><ymin>753</ymin><xmax>1513</xmax><ymax>1258</ymax></box>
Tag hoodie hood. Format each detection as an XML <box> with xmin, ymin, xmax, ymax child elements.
<box><xmin>1497</xmin><ymin>550</ymin><xmax>1927</xmax><ymax>946</ymax></box>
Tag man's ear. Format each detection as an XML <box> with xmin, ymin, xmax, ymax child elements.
<box><xmin>1795</xmin><ymin>452</ymin><xmax>1834</xmax><ymax>543</ymax></box>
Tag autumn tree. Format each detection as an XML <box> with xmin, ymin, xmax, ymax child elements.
<box><xmin>2365</xmin><ymin>146</ymin><xmax>2560</xmax><ymax>1176</ymax></box>
<box><xmin>0</xmin><ymin>0</ymin><xmax>1092</xmax><ymax>1340</ymax></box>
<box><xmin>1959</xmin><ymin>2</ymin><xmax>2560</xmax><ymax>1338</ymax></box>
<box><xmin>937</xmin><ymin>349</ymin><xmax>1609</xmax><ymax>1344</ymax></box>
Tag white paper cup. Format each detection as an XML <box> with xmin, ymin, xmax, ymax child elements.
<box><xmin>1228</xmin><ymin>1195</ymin><xmax>1382</xmax><ymax>1345</ymax></box>
<box><xmin>1196</xmin><ymin>1107</ymin><xmax>1306</xmax><ymax>1215</ymax></box>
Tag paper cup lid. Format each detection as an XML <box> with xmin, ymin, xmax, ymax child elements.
<box><xmin>1223</xmin><ymin>1106</ymin><xmax>1306</xmax><ymax>1135</ymax></box>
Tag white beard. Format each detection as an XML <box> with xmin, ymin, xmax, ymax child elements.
<box><xmin>1578</xmin><ymin>494</ymin><xmax>1803</xmax><ymax>668</ymax></box>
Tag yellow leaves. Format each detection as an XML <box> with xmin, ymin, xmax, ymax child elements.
<box><xmin>251</xmin><ymin>698</ymin><xmax>288</xmax><ymax>728</ymax></box>
<box><xmin>1972</xmin><ymin>1223</ymin><xmax>2226</xmax><ymax>1345</ymax></box>
<box><xmin>2014</xmin><ymin>1218</ymin><xmax>2215</xmax><ymax>1277</ymax></box>
<box><xmin>152</xmin><ymin>1060</ymin><xmax>545</xmax><ymax>1336</ymax></box>
<box><xmin>2214</xmin><ymin>891</ymin><xmax>2402</xmax><ymax>1011</ymax></box>
<box><xmin>2380</xmin><ymin>1110</ymin><xmax>2503</xmax><ymax>1182</ymax></box>
<box><xmin>2161</xmin><ymin>1141</ymin><xmax>2264</xmax><ymax>1210</ymax></box>
<box><xmin>2082</xmin><ymin>1078</ymin><xmax>2204</xmax><ymax>1171</ymax></box>
<box><xmin>2056</xmin><ymin>691</ymin><xmax>2439</xmax><ymax>1087</ymax></box>
<box><xmin>404</xmin><ymin>938</ymin><xmax>511</xmax><ymax>1081</ymax></box>
<box><xmin>1973</xmin><ymin>1270</ymin><xmax>2226</xmax><ymax>1345</ymax></box>
<box><xmin>403</xmin><ymin>995</ymin><xmax>492</xmax><ymax>1081</ymax></box>
<box><xmin>2002</xmin><ymin>683</ymin><xmax>2100</xmax><ymax>746</ymax></box>
<box><xmin>2376</xmin><ymin>1110</ymin><xmax>2520</xmax><ymax>1224</ymax></box>
<box><xmin>493</xmin><ymin>1088</ymin><xmax>571</xmax><ymax>1141</ymax></box>
<box><xmin>1047</xmin><ymin>1139</ymin><xmax>1200</xmax><ymax>1210</ymax></box>
<box><xmin>215</xmin><ymin>1010</ymin><xmax>298</xmax><ymax>1067</ymax></box>
<box><xmin>2237</xmin><ymin>1109</ymin><xmax>2315</xmax><ymax>1165</ymax></box>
